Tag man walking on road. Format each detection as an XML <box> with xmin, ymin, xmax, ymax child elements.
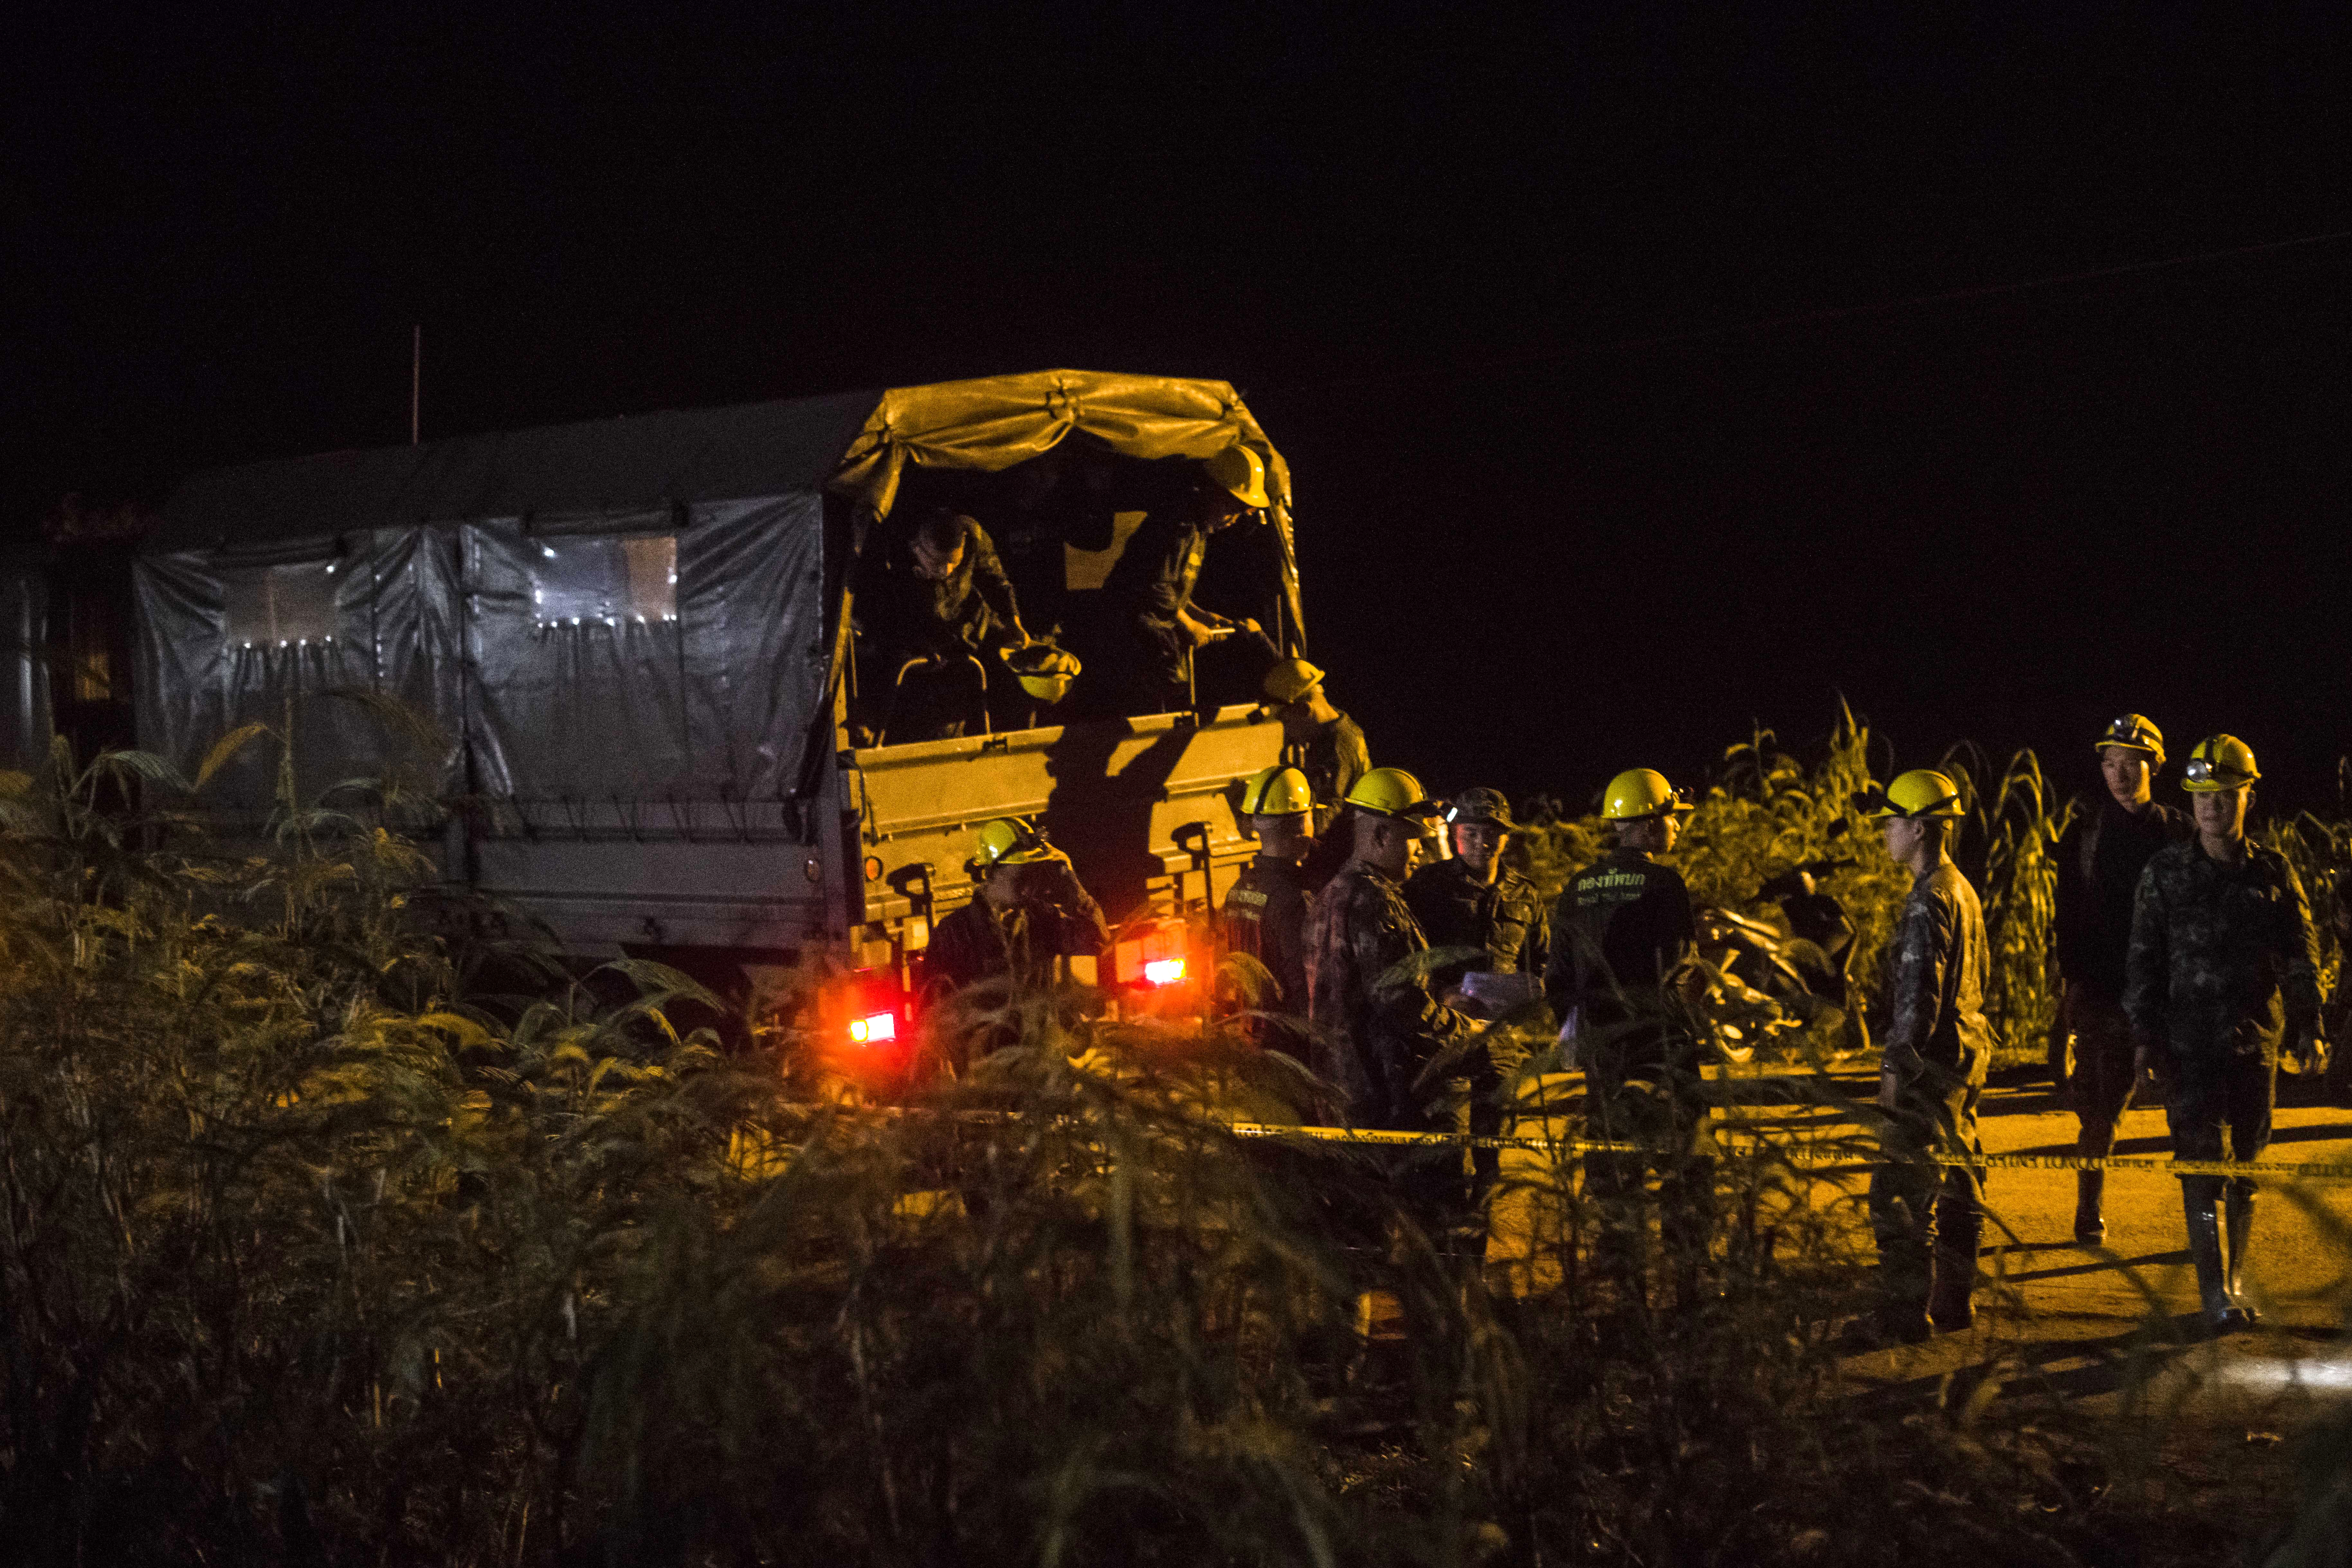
<box><xmin>2125</xmin><ymin>734</ymin><xmax>2324</xmax><ymax>1335</ymax></box>
<box><xmin>1304</xmin><ymin>768</ymin><xmax>1474</xmax><ymax>1252</ymax></box>
<box><xmin>1406</xmin><ymin>787</ymin><xmax>1549</xmax><ymax>1250</ymax></box>
<box><xmin>2053</xmin><ymin>714</ymin><xmax>2190</xmax><ymax>1243</ymax></box>
<box><xmin>1863</xmin><ymin>769</ymin><xmax>1996</xmax><ymax>1340</ymax></box>
<box><xmin>1544</xmin><ymin>768</ymin><xmax>1709</xmax><ymax>1301</ymax></box>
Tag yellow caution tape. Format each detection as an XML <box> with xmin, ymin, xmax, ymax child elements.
<box><xmin>1225</xmin><ymin>1122</ymin><xmax>2352</xmax><ymax>1180</ymax></box>
<box><xmin>776</xmin><ymin>1105</ymin><xmax>2352</xmax><ymax>1181</ymax></box>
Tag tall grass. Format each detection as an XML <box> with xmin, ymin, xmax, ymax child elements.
<box><xmin>0</xmin><ymin>718</ymin><xmax>2341</xmax><ymax>1563</ymax></box>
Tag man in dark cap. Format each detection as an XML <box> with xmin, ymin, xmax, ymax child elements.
<box><xmin>1405</xmin><ymin>786</ymin><xmax>1548</xmax><ymax>1249</ymax></box>
<box><xmin>854</xmin><ymin>508</ymin><xmax>1031</xmax><ymax>742</ymax></box>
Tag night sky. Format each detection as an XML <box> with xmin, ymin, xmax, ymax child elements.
<box><xmin>10</xmin><ymin>7</ymin><xmax>2351</xmax><ymax>815</ymax></box>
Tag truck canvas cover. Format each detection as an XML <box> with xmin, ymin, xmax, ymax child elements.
<box><xmin>136</xmin><ymin>371</ymin><xmax>1298</xmax><ymax>955</ymax></box>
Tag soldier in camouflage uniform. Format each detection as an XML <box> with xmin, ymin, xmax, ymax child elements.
<box><xmin>1221</xmin><ymin>765</ymin><xmax>1318</xmax><ymax>1025</ymax></box>
<box><xmin>1862</xmin><ymin>769</ymin><xmax>1995</xmax><ymax>1340</ymax></box>
<box><xmin>1543</xmin><ymin>768</ymin><xmax>1710</xmax><ymax>1298</ymax></box>
<box><xmin>1406</xmin><ymin>786</ymin><xmax>1548</xmax><ymax>1244</ymax></box>
<box><xmin>2052</xmin><ymin>713</ymin><xmax>2190</xmax><ymax>1242</ymax></box>
<box><xmin>1304</xmin><ymin>767</ymin><xmax>1474</xmax><ymax>1251</ymax></box>
<box><xmin>2124</xmin><ymin>734</ymin><xmax>2323</xmax><ymax>1335</ymax></box>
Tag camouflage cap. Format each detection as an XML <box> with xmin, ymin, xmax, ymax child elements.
<box><xmin>1443</xmin><ymin>786</ymin><xmax>1518</xmax><ymax>832</ymax></box>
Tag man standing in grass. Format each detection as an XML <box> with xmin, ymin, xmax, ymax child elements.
<box><xmin>2053</xmin><ymin>714</ymin><xmax>2190</xmax><ymax>1243</ymax></box>
<box><xmin>2125</xmin><ymin>735</ymin><xmax>2323</xmax><ymax>1335</ymax></box>
<box><xmin>1544</xmin><ymin>768</ymin><xmax>1709</xmax><ymax>1301</ymax></box>
<box><xmin>1864</xmin><ymin>768</ymin><xmax>1995</xmax><ymax>1340</ymax></box>
<box><xmin>1407</xmin><ymin>786</ymin><xmax>1549</xmax><ymax>1251</ymax></box>
<box><xmin>1305</xmin><ymin>768</ymin><xmax>1473</xmax><ymax>1252</ymax></box>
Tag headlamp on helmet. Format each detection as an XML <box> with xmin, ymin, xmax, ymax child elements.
<box><xmin>2181</xmin><ymin>734</ymin><xmax>2259</xmax><ymax>793</ymax></box>
<box><xmin>2094</xmin><ymin>713</ymin><xmax>2165</xmax><ymax>763</ymax></box>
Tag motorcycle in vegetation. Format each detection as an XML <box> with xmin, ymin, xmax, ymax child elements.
<box><xmin>1691</xmin><ymin>857</ymin><xmax>1868</xmax><ymax>1066</ymax></box>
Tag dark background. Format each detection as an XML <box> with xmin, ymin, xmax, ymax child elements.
<box><xmin>9</xmin><ymin>5</ymin><xmax>2349</xmax><ymax>814</ymax></box>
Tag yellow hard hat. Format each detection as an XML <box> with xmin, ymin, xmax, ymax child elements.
<box><xmin>1004</xmin><ymin>643</ymin><xmax>1081</xmax><ymax>703</ymax></box>
<box><xmin>970</xmin><ymin>817</ymin><xmax>1064</xmax><ymax>871</ymax></box>
<box><xmin>1241</xmin><ymin>764</ymin><xmax>1313</xmax><ymax>817</ymax></box>
<box><xmin>1205</xmin><ymin>445</ymin><xmax>1271</xmax><ymax>510</ymax></box>
<box><xmin>1344</xmin><ymin>766</ymin><xmax>1439</xmax><ymax>837</ymax></box>
<box><xmin>1857</xmin><ymin>769</ymin><xmax>1965</xmax><ymax>821</ymax></box>
<box><xmin>2182</xmin><ymin>734</ymin><xmax>2259</xmax><ymax>792</ymax></box>
<box><xmin>2093</xmin><ymin>713</ymin><xmax>2165</xmax><ymax>762</ymax></box>
<box><xmin>1261</xmin><ymin>657</ymin><xmax>1324</xmax><ymax>705</ymax></box>
<box><xmin>1601</xmin><ymin>768</ymin><xmax>1688</xmax><ymax>821</ymax></box>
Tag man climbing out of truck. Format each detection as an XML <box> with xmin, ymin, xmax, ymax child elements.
<box><xmin>853</xmin><ymin>508</ymin><xmax>1032</xmax><ymax>743</ymax></box>
<box><xmin>925</xmin><ymin>818</ymin><xmax>1110</xmax><ymax>1009</ymax></box>
<box><xmin>1263</xmin><ymin>657</ymin><xmax>1370</xmax><ymax>824</ymax></box>
<box><xmin>1095</xmin><ymin>447</ymin><xmax>1275</xmax><ymax>715</ymax></box>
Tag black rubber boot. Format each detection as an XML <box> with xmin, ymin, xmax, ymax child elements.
<box><xmin>2183</xmin><ymin>1188</ymin><xmax>2248</xmax><ymax>1335</ymax></box>
<box><xmin>1928</xmin><ymin>1253</ymin><xmax>1976</xmax><ymax>1332</ymax></box>
<box><xmin>1871</xmin><ymin>1268</ymin><xmax>1932</xmax><ymax>1345</ymax></box>
<box><xmin>2224</xmin><ymin>1185</ymin><xmax>2261</xmax><ymax>1326</ymax></box>
<box><xmin>2073</xmin><ymin>1168</ymin><xmax>2106</xmax><ymax>1245</ymax></box>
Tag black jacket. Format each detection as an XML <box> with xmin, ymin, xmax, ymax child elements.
<box><xmin>1222</xmin><ymin>852</ymin><xmax>1313</xmax><ymax>1016</ymax></box>
<box><xmin>925</xmin><ymin>876</ymin><xmax>1109</xmax><ymax>996</ymax></box>
<box><xmin>2054</xmin><ymin>797</ymin><xmax>2190</xmax><ymax>1001</ymax></box>
<box><xmin>1543</xmin><ymin>848</ymin><xmax>1695</xmax><ymax>1020</ymax></box>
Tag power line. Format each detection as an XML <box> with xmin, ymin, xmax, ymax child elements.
<box><xmin>1268</xmin><ymin>225</ymin><xmax>2352</xmax><ymax>399</ymax></box>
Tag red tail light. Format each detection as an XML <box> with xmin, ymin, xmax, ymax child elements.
<box><xmin>848</xmin><ymin>1010</ymin><xmax>897</xmax><ymax>1045</ymax></box>
<box><xmin>1142</xmin><ymin>957</ymin><xmax>1186</xmax><ymax>987</ymax></box>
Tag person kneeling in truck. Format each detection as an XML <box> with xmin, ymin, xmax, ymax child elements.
<box><xmin>854</xmin><ymin>508</ymin><xmax>1032</xmax><ymax>743</ymax></box>
<box><xmin>927</xmin><ymin>818</ymin><xmax>1110</xmax><ymax>1002</ymax></box>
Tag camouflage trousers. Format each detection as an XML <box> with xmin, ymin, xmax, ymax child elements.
<box><xmin>2168</xmin><ymin>1051</ymin><xmax>2274</xmax><ymax>1205</ymax></box>
<box><xmin>1868</xmin><ymin>1066</ymin><xmax>1985</xmax><ymax>1306</ymax></box>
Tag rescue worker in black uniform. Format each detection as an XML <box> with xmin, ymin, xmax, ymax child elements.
<box><xmin>1405</xmin><ymin>786</ymin><xmax>1548</xmax><ymax>1246</ymax></box>
<box><xmin>1543</xmin><ymin>768</ymin><xmax>1710</xmax><ymax>1299</ymax></box>
<box><xmin>2125</xmin><ymin>734</ymin><xmax>2324</xmax><ymax>1335</ymax></box>
<box><xmin>925</xmin><ymin>817</ymin><xmax>1109</xmax><ymax>1016</ymax></box>
<box><xmin>1303</xmin><ymin>767</ymin><xmax>1474</xmax><ymax>1251</ymax></box>
<box><xmin>1096</xmin><ymin>447</ymin><xmax>1273</xmax><ymax>715</ymax></box>
<box><xmin>1862</xmin><ymin>769</ymin><xmax>1995</xmax><ymax>1340</ymax></box>
<box><xmin>2052</xmin><ymin>713</ymin><xmax>2189</xmax><ymax>1243</ymax></box>
<box><xmin>1220</xmin><ymin>764</ymin><xmax>1317</xmax><ymax>1025</ymax></box>
<box><xmin>854</xmin><ymin>509</ymin><xmax>1031</xmax><ymax>743</ymax></box>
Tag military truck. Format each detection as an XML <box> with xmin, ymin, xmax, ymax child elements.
<box><xmin>113</xmin><ymin>370</ymin><xmax>1308</xmax><ymax>1033</ymax></box>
